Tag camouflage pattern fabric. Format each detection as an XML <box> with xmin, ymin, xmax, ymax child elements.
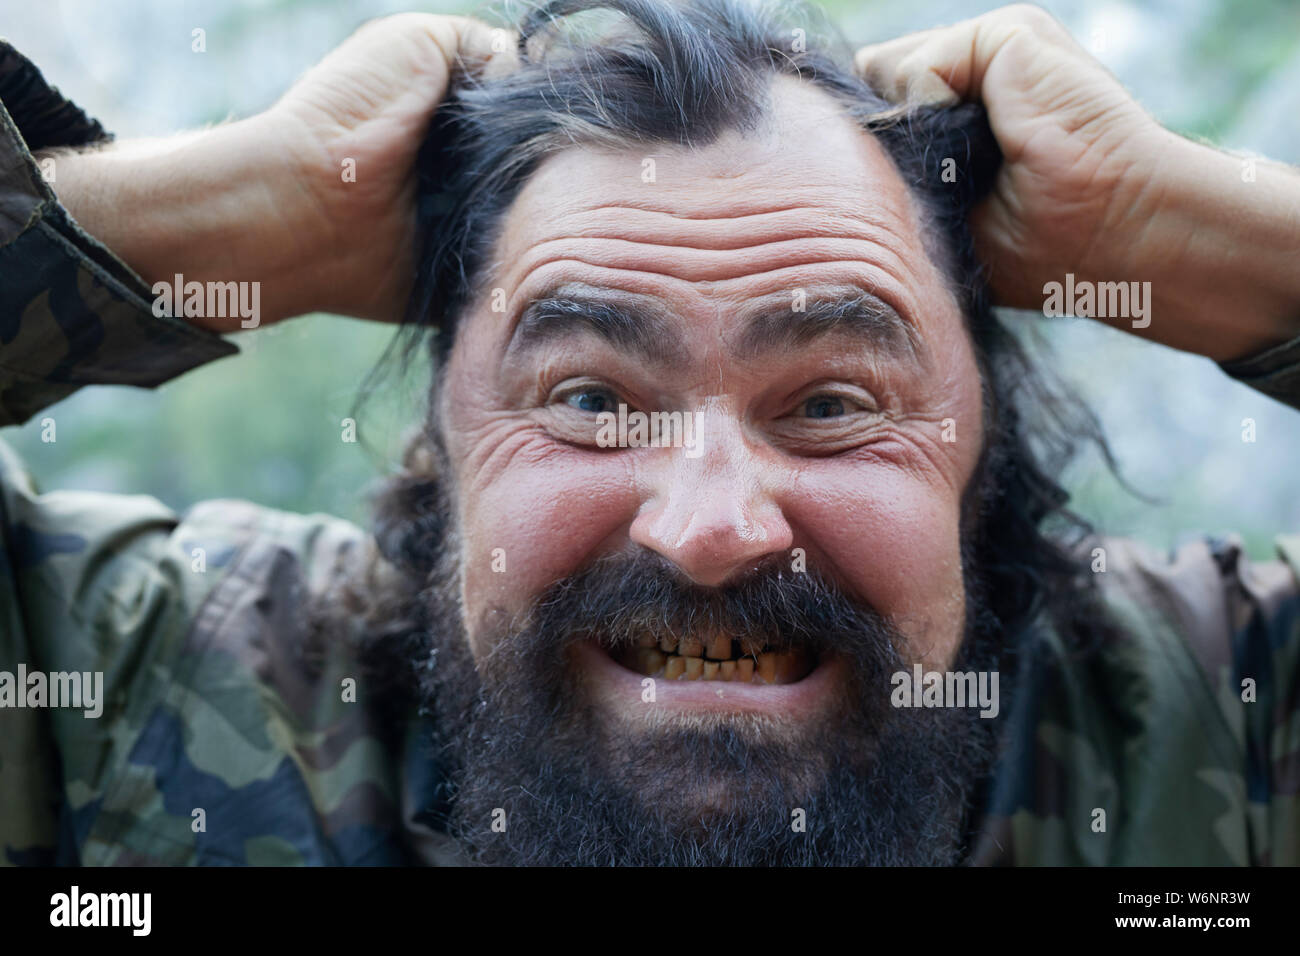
<box><xmin>1</xmin><ymin>40</ymin><xmax>1297</xmax><ymax>866</ymax></box>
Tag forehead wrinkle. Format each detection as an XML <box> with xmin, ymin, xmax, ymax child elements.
<box><xmin>500</xmin><ymin>207</ymin><xmax>925</xmax><ymax>279</ymax></box>
<box><xmin>483</xmin><ymin>124</ymin><xmax>949</xmax><ymax>370</ymax></box>
<box><xmin>496</xmin><ymin>145</ymin><xmax>927</xmax><ymax>283</ymax></box>
<box><xmin>491</xmin><ymin>196</ymin><xmax>933</xmax><ymax>296</ymax></box>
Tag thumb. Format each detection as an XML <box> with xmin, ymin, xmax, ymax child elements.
<box><xmin>853</xmin><ymin>5</ymin><xmax>1075</xmax><ymax>107</ymax></box>
<box><xmin>443</xmin><ymin>17</ymin><xmax>521</xmax><ymax>80</ymax></box>
<box><xmin>854</xmin><ymin>29</ymin><xmax>961</xmax><ymax>105</ymax></box>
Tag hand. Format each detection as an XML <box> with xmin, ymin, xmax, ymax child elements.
<box><xmin>854</xmin><ymin>3</ymin><xmax>1300</xmax><ymax>361</ymax></box>
<box><xmin>262</xmin><ymin>13</ymin><xmax>518</xmax><ymax>322</ymax></box>
<box><xmin>46</xmin><ymin>14</ymin><xmax>517</xmax><ymax>329</ymax></box>
<box><xmin>855</xmin><ymin>4</ymin><xmax>1157</xmax><ymax>311</ymax></box>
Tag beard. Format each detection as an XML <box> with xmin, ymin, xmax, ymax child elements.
<box><xmin>409</xmin><ymin>525</ymin><xmax>1011</xmax><ymax>866</ymax></box>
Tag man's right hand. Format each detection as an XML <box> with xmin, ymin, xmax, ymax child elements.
<box><xmin>41</xmin><ymin>14</ymin><xmax>517</xmax><ymax>330</ymax></box>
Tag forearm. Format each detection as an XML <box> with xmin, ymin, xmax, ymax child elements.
<box><xmin>0</xmin><ymin>42</ymin><xmax>236</xmax><ymax>427</ymax></box>
<box><xmin>1115</xmin><ymin>129</ymin><xmax>1300</xmax><ymax>362</ymax></box>
<box><xmin>36</xmin><ymin>113</ymin><xmax>337</xmax><ymax>328</ymax></box>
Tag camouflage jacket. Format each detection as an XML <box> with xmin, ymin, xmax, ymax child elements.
<box><xmin>1</xmin><ymin>40</ymin><xmax>1298</xmax><ymax>866</ymax></box>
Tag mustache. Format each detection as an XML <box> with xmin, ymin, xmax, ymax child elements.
<box><xmin>511</xmin><ymin>548</ymin><xmax>909</xmax><ymax>676</ymax></box>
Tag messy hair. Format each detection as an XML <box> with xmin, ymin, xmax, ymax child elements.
<box><xmin>346</xmin><ymin>0</ymin><xmax>1116</xmax><ymax>723</ymax></box>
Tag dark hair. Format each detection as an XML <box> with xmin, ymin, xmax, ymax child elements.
<box><xmin>406</xmin><ymin>0</ymin><xmax>1001</xmax><ymax>354</ymax></box>
<box><xmin>349</xmin><ymin>0</ymin><xmax>1117</xmax><ymax>718</ymax></box>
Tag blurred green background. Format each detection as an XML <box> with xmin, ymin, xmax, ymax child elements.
<box><xmin>2</xmin><ymin>0</ymin><xmax>1298</xmax><ymax>554</ymax></box>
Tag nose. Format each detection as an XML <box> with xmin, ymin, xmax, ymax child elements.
<box><xmin>628</xmin><ymin>403</ymin><xmax>793</xmax><ymax>587</ymax></box>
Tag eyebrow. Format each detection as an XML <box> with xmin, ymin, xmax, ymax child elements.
<box><xmin>508</xmin><ymin>285</ymin><xmax>923</xmax><ymax>366</ymax></box>
<box><xmin>510</xmin><ymin>289</ymin><xmax>689</xmax><ymax>366</ymax></box>
<box><xmin>734</xmin><ymin>289</ymin><xmax>922</xmax><ymax>362</ymax></box>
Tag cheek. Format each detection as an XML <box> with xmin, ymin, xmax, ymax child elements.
<box><xmin>787</xmin><ymin>460</ymin><xmax>967</xmax><ymax>668</ymax></box>
<box><xmin>457</xmin><ymin>439</ymin><xmax>637</xmax><ymax>651</ymax></box>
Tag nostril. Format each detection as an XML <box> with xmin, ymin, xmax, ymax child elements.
<box><xmin>628</xmin><ymin>463</ymin><xmax>794</xmax><ymax>587</ymax></box>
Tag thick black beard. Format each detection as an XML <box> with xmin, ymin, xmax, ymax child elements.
<box><xmin>416</xmin><ymin>544</ymin><xmax>1011</xmax><ymax>866</ymax></box>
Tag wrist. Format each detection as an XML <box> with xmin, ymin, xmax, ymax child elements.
<box><xmin>47</xmin><ymin>114</ymin><xmax>335</xmax><ymax>327</ymax></box>
<box><xmin>1107</xmin><ymin>127</ymin><xmax>1300</xmax><ymax>361</ymax></box>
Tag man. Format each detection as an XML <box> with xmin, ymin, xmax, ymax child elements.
<box><xmin>1</xmin><ymin>0</ymin><xmax>1297</xmax><ymax>865</ymax></box>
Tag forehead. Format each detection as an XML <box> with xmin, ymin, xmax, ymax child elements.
<box><xmin>472</xmin><ymin>75</ymin><xmax>959</xmax><ymax>354</ymax></box>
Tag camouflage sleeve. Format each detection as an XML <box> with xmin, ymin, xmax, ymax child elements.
<box><xmin>0</xmin><ymin>41</ymin><xmax>241</xmax><ymax>864</ymax></box>
<box><xmin>0</xmin><ymin>437</ymin><xmax>214</xmax><ymax>864</ymax></box>
<box><xmin>0</xmin><ymin>434</ymin><xmax>388</xmax><ymax>865</ymax></box>
<box><xmin>0</xmin><ymin>40</ymin><xmax>237</xmax><ymax>427</ymax></box>
<box><xmin>1219</xmin><ymin>330</ymin><xmax>1300</xmax><ymax>411</ymax></box>
<box><xmin>1101</xmin><ymin>533</ymin><xmax>1299</xmax><ymax>865</ymax></box>
<box><xmin>973</xmin><ymin>531</ymin><xmax>1300</xmax><ymax>866</ymax></box>
<box><xmin>1204</xmin><ymin>334</ymin><xmax>1300</xmax><ymax>862</ymax></box>
<box><xmin>974</xmin><ymin>336</ymin><xmax>1300</xmax><ymax>865</ymax></box>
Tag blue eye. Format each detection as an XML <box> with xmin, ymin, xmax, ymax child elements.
<box><xmin>804</xmin><ymin>396</ymin><xmax>846</xmax><ymax>419</ymax></box>
<box><xmin>565</xmin><ymin>388</ymin><xmax>618</xmax><ymax>414</ymax></box>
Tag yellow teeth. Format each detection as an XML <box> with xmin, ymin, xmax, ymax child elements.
<box><xmin>614</xmin><ymin>638</ymin><xmax>812</xmax><ymax>684</ymax></box>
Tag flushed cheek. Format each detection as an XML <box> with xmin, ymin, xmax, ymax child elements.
<box><xmin>787</xmin><ymin>462</ymin><xmax>966</xmax><ymax>668</ymax></box>
<box><xmin>459</xmin><ymin>442</ymin><xmax>639</xmax><ymax>652</ymax></box>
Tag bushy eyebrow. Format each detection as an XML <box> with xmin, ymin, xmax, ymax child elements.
<box><xmin>734</xmin><ymin>290</ymin><xmax>922</xmax><ymax>362</ymax></box>
<box><xmin>507</xmin><ymin>285</ymin><xmax>923</xmax><ymax>366</ymax></box>
<box><xmin>510</xmin><ymin>290</ymin><xmax>688</xmax><ymax>365</ymax></box>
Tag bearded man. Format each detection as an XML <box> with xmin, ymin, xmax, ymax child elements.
<box><xmin>1</xmin><ymin>0</ymin><xmax>1298</xmax><ymax>866</ymax></box>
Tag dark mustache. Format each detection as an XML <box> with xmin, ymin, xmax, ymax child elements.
<box><xmin>524</xmin><ymin>548</ymin><xmax>908</xmax><ymax>674</ymax></box>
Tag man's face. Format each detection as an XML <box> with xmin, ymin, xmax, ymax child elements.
<box><xmin>430</xmin><ymin>76</ymin><xmax>990</xmax><ymax>858</ymax></box>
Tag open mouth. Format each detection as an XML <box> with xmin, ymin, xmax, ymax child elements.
<box><xmin>610</xmin><ymin>633</ymin><xmax>815</xmax><ymax>685</ymax></box>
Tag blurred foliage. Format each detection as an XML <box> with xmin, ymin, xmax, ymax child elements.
<box><xmin>8</xmin><ymin>317</ymin><xmax>421</xmax><ymax>526</ymax></box>
<box><xmin>3</xmin><ymin>0</ymin><xmax>1298</xmax><ymax>557</ymax></box>
<box><xmin>1185</xmin><ymin>0</ymin><xmax>1300</xmax><ymax>139</ymax></box>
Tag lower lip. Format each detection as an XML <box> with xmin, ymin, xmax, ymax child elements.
<box><xmin>574</xmin><ymin>640</ymin><xmax>845</xmax><ymax>717</ymax></box>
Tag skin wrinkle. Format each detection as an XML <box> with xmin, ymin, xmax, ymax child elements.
<box><xmin>394</xmin><ymin>69</ymin><xmax>1016</xmax><ymax>864</ymax></box>
<box><xmin>491</xmin><ymin>214</ymin><xmax>951</xmax><ymax>356</ymax></box>
<box><xmin>583</xmin><ymin>201</ymin><xmax>824</xmax><ymax>220</ymax></box>
<box><xmin>444</xmin><ymin>76</ymin><xmax>981</xmax><ymax>665</ymax></box>
<box><xmin>501</xmin><ymin>249</ymin><xmax>924</xmax><ymax>293</ymax></box>
<box><xmin>497</xmin><ymin>208</ymin><xmax>930</xmax><ymax>270</ymax></box>
<box><xmin>533</xmin><ymin>207</ymin><xmax>924</xmax><ymax>246</ymax></box>
<box><xmin>315</xmin><ymin>0</ymin><xmax>1162</xmax><ymax>865</ymax></box>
